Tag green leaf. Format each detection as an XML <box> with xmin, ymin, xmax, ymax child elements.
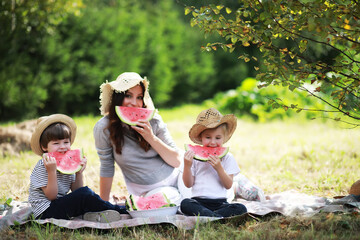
<box><xmin>299</xmin><ymin>0</ymin><xmax>316</xmax><ymax>4</ymax></box>
<box><xmin>5</xmin><ymin>197</ymin><xmax>12</xmax><ymax>207</ymax></box>
<box><xmin>299</xmin><ymin>40</ymin><xmax>308</xmax><ymax>53</ymax></box>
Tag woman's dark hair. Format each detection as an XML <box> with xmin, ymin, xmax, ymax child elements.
<box><xmin>40</xmin><ymin>123</ymin><xmax>71</xmax><ymax>152</ymax></box>
<box><xmin>107</xmin><ymin>82</ymin><xmax>150</xmax><ymax>154</ymax></box>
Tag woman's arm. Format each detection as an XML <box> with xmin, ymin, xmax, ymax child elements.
<box><xmin>100</xmin><ymin>176</ymin><xmax>114</xmax><ymax>201</ymax></box>
<box><xmin>94</xmin><ymin>118</ymin><xmax>116</xmax><ymax>201</ymax></box>
<box><xmin>132</xmin><ymin>121</ymin><xmax>181</xmax><ymax>168</ymax></box>
<box><xmin>145</xmin><ymin>134</ymin><xmax>181</xmax><ymax>167</ymax></box>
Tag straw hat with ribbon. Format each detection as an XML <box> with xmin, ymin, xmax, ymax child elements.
<box><xmin>99</xmin><ymin>72</ymin><xmax>154</xmax><ymax>116</ymax></box>
<box><xmin>189</xmin><ymin>108</ymin><xmax>237</xmax><ymax>145</ymax></box>
<box><xmin>30</xmin><ymin>114</ymin><xmax>77</xmax><ymax>156</ymax></box>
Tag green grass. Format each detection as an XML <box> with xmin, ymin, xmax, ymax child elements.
<box><xmin>1</xmin><ymin>105</ymin><xmax>360</xmax><ymax>239</ymax></box>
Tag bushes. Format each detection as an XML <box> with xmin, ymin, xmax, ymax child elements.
<box><xmin>206</xmin><ymin>78</ymin><xmax>329</xmax><ymax>122</ymax></box>
<box><xmin>0</xmin><ymin>0</ymin><xmax>216</xmax><ymax>121</ymax></box>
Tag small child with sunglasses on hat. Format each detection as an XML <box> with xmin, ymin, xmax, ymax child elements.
<box><xmin>28</xmin><ymin>114</ymin><xmax>127</xmax><ymax>222</ymax></box>
<box><xmin>180</xmin><ymin>108</ymin><xmax>247</xmax><ymax>217</ymax></box>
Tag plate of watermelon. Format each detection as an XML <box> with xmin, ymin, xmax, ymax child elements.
<box><xmin>125</xmin><ymin>192</ymin><xmax>179</xmax><ymax>218</ymax></box>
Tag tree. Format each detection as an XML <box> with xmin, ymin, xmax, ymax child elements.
<box><xmin>185</xmin><ymin>0</ymin><xmax>360</xmax><ymax>126</ymax></box>
<box><xmin>0</xmin><ymin>0</ymin><xmax>83</xmax><ymax>121</ymax></box>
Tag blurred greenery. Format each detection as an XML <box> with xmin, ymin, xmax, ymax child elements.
<box><xmin>186</xmin><ymin>1</ymin><xmax>360</xmax><ymax>125</ymax></box>
<box><xmin>0</xmin><ymin>0</ymin><xmax>340</xmax><ymax>123</ymax></box>
<box><xmin>206</xmin><ymin>78</ymin><xmax>331</xmax><ymax>122</ymax></box>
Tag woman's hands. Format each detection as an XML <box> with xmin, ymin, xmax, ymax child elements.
<box><xmin>131</xmin><ymin>120</ymin><xmax>181</xmax><ymax>168</ymax></box>
<box><xmin>131</xmin><ymin>120</ymin><xmax>154</xmax><ymax>141</ymax></box>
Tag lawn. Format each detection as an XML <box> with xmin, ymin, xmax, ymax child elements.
<box><xmin>1</xmin><ymin>105</ymin><xmax>359</xmax><ymax>239</ymax></box>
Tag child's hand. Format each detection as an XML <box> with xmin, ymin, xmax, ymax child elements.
<box><xmin>208</xmin><ymin>155</ymin><xmax>223</xmax><ymax>171</ymax></box>
<box><xmin>77</xmin><ymin>156</ymin><xmax>87</xmax><ymax>174</ymax></box>
<box><xmin>112</xmin><ymin>194</ymin><xmax>127</xmax><ymax>205</ymax></box>
<box><xmin>184</xmin><ymin>150</ymin><xmax>195</xmax><ymax>167</ymax></box>
<box><xmin>42</xmin><ymin>154</ymin><xmax>57</xmax><ymax>173</ymax></box>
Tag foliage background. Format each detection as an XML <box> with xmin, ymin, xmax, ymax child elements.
<box><xmin>0</xmin><ymin>0</ymin><xmax>248</xmax><ymax>121</ymax></box>
<box><xmin>1</xmin><ymin>0</ymin><xmax>357</xmax><ymax>126</ymax></box>
<box><xmin>0</xmin><ymin>0</ymin><xmax>322</xmax><ymax>122</ymax></box>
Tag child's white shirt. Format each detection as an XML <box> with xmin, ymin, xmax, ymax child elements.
<box><xmin>190</xmin><ymin>152</ymin><xmax>240</xmax><ymax>199</ymax></box>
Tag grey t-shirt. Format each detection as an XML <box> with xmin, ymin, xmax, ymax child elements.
<box><xmin>93</xmin><ymin>113</ymin><xmax>177</xmax><ymax>185</ymax></box>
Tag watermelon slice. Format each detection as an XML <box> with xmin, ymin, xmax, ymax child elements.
<box><xmin>46</xmin><ymin>149</ymin><xmax>83</xmax><ymax>174</ymax></box>
<box><xmin>115</xmin><ymin>106</ymin><xmax>155</xmax><ymax>126</ymax></box>
<box><xmin>125</xmin><ymin>196</ymin><xmax>134</xmax><ymax>211</ymax></box>
<box><xmin>125</xmin><ymin>192</ymin><xmax>175</xmax><ymax>211</ymax></box>
<box><xmin>184</xmin><ymin>144</ymin><xmax>229</xmax><ymax>161</ymax></box>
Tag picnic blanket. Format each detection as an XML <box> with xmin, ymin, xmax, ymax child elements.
<box><xmin>1</xmin><ymin>191</ymin><xmax>359</xmax><ymax>231</ymax></box>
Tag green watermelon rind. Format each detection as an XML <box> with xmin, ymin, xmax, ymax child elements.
<box><xmin>130</xmin><ymin>195</ymin><xmax>139</xmax><ymax>211</ymax></box>
<box><xmin>162</xmin><ymin>192</ymin><xmax>171</xmax><ymax>204</ymax></box>
<box><xmin>115</xmin><ymin>106</ymin><xmax>155</xmax><ymax>126</ymax></box>
<box><xmin>125</xmin><ymin>196</ymin><xmax>133</xmax><ymax>211</ymax></box>
<box><xmin>44</xmin><ymin>149</ymin><xmax>83</xmax><ymax>175</ymax></box>
<box><xmin>184</xmin><ymin>144</ymin><xmax>229</xmax><ymax>161</ymax></box>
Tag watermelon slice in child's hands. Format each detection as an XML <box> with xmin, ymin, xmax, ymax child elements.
<box><xmin>115</xmin><ymin>106</ymin><xmax>155</xmax><ymax>126</ymax></box>
<box><xmin>184</xmin><ymin>144</ymin><xmax>229</xmax><ymax>161</ymax></box>
<box><xmin>46</xmin><ymin>149</ymin><xmax>83</xmax><ymax>174</ymax></box>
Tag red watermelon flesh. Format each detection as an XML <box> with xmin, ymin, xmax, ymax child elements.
<box><xmin>184</xmin><ymin>144</ymin><xmax>229</xmax><ymax>161</ymax></box>
<box><xmin>115</xmin><ymin>106</ymin><xmax>155</xmax><ymax>126</ymax></box>
<box><xmin>126</xmin><ymin>192</ymin><xmax>174</xmax><ymax>211</ymax></box>
<box><xmin>46</xmin><ymin>149</ymin><xmax>83</xmax><ymax>174</ymax></box>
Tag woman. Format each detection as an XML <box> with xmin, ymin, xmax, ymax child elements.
<box><xmin>93</xmin><ymin>72</ymin><xmax>188</xmax><ymax>203</ymax></box>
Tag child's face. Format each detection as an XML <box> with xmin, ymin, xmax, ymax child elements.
<box><xmin>122</xmin><ymin>85</ymin><xmax>144</xmax><ymax>108</ymax></box>
<box><xmin>200</xmin><ymin>127</ymin><xmax>225</xmax><ymax>147</ymax></box>
<box><xmin>42</xmin><ymin>138</ymin><xmax>71</xmax><ymax>153</ymax></box>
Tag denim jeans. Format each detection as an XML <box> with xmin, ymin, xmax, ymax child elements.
<box><xmin>38</xmin><ymin>186</ymin><xmax>127</xmax><ymax>219</ymax></box>
<box><xmin>180</xmin><ymin>197</ymin><xmax>247</xmax><ymax>217</ymax></box>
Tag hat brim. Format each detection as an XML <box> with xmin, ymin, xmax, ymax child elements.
<box><xmin>30</xmin><ymin>114</ymin><xmax>77</xmax><ymax>156</ymax></box>
<box><xmin>189</xmin><ymin>114</ymin><xmax>237</xmax><ymax>144</ymax></box>
<box><xmin>99</xmin><ymin>74</ymin><xmax>154</xmax><ymax>115</ymax></box>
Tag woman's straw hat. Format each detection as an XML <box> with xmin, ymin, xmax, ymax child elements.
<box><xmin>99</xmin><ymin>72</ymin><xmax>154</xmax><ymax>115</ymax></box>
<box><xmin>30</xmin><ymin>114</ymin><xmax>77</xmax><ymax>156</ymax></box>
<box><xmin>349</xmin><ymin>179</ymin><xmax>360</xmax><ymax>196</ymax></box>
<box><xmin>189</xmin><ymin>108</ymin><xmax>237</xmax><ymax>144</ymax></box>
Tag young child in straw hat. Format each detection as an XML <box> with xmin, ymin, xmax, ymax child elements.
<box><xmin>180</xmin><ymin>108</ymin><xmax>247</xmax><ymax>217</ymax></box>
<box><xmin>28</xmin><ymin>114</ymin><xmax>127</xmax><ymax>222</ymax></box>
